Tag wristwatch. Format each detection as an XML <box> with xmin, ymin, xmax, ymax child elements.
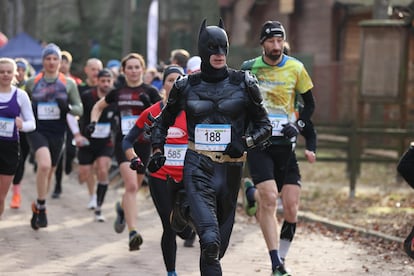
<box><xmin>245</xmin><ymin>136</ymin><xmax>254</xmax><ymax>148</ymax></box>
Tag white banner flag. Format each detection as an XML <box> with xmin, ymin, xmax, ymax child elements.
<box><xmin>147</xmin><ymin>0</ymin><xmax>159</xmax><ymax>70</ymax></box>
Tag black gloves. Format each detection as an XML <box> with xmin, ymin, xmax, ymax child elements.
<box><xmin>86</xmin><ymin>121</ymin><xmax>96</xmax><ymax>137</ymax></box>
<box><xmin>56</xmin><ymin>98</ymin><xmax>71</xmax><ymax>114</ymax></box>
<box><xmin>281</xmin><ymin>122</ymin><xmax>299</xmax><ymax>139</ymax></box>
<box><xmin>148</xmin><ymin>152</ymin><xmax>166</xmax><ymax>173</ymax></box>
<box><xmin>130</xmin><ymin>156</ymin><xmax>144</xmax><ymax>171</ymax></box>
<box><xmin>223</xmin><ymin>138</ymin><xmax>246</xmax><ymax>158</ymax></box>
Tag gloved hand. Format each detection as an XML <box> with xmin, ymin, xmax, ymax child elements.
<box><xmin>223</xmin><ymin>138</ymin><xmax>246</xmax><ymax>158</ymax></box>
<box><xmin>281</xmin><ymin>122</ymin><xmax>299</xmax><ymax>139</ymax></box>
<box><xmin>86</xmin><ymin>121</ymin><xmax>96</xmax><ymax>137</ymax></box>
<box><xmin>56</xmin><ymin>98</ymin><xmax>71</xmax><ymax>114</ymax></box>
<box><xmin>148</xmin><ymin>152</ymin><xmax>166</xmax><ymax>173</ymax></box>
<box><xmin>130</xmin><ymin>156</ymin><xmax>144</xmax><ymax>171</ymax></box>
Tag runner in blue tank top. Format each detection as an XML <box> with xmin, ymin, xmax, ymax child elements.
<box><xmin>25</xmin><ymin>43</ymin><xmax>83</xmax><ymax>230</ymax></box>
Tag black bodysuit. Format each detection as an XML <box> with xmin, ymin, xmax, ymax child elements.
<box><xmin>152</xmin><ymin>70</ymin><xmax>271</xmax><ymax>275</ymax></box>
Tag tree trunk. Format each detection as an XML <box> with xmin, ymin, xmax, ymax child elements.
<box><xmin>0</xmin><ymin>0</ymin><xmax>8</xmax><ymax>36</ymax></box>
<box><xmin>23</xmin><ymin>0</ymin><xmax>37</xmax><ymax>37</ymax></box>
<box><xmin>122</xmin><ymin>0</ymin><xmax>132</xmax><ymax>56</ymax></box>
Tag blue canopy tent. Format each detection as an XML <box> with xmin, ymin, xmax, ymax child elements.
<box><xmin>0</xmin><ymin>32</ymin><xmax>43</xmax><ymax>72</ymax></box>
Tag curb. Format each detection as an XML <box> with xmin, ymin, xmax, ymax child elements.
<box><xmin>298</xmin><ymin>210</ymin><xmax>404</xmax><ymax>243</ymax></box>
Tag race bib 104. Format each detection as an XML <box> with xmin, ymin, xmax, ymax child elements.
<box><xmin>37</xmin><ymin>102</ymin><xmax>60</xmax><ymax>120</ymax></box>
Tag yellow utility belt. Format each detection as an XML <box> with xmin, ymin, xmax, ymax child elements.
<box><xmin>188</xmin><ymin>141</ymin><xmax>246</xmax><ymax>163</ymax></box>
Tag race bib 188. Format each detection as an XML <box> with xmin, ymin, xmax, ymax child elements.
<box><xmin>194</xmin><ymin>124</ymin><xmax>231</xmax><ymax>151</ymax></box>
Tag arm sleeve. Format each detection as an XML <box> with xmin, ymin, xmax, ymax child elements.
<box><xmin>66</xmin><ymin>113</ymin><xmax>80</xmax><ymax>135</ymax></box>
<box><xmin>300</xmin><ymin>119</ymin><xmax>317</xmax><ymax>152</ymax></box>
<box><xmin>299</xmin><ymin>90</ymin><xmax>315</xmax><ymax>121</ymax></box>
<box><xmin>67</xmin><ymin>79</ymin><xmax>83</xmax><ymax>117</ymax></box>
<box><xmin>17</xmin><ymin>89</ymin><xmax>36</xmax><ymax>132</ymax></box>
<box><xmin>122</xmin><ymin>125</ymin><xmax>144</xmax><ymax>152</ymax></box>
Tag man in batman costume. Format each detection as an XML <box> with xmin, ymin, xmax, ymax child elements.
<box><xmin>149</xmin><ymin>18</ymin><xmax>271</xmax><ymax>275</ymax></box>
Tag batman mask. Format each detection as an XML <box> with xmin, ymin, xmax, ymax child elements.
<box><xmin>198</xmin><ymin>18</ymin><xmax>229</xmax><ymax>62</ymax></box>
<box><xmin>197</xmin><ymin>18</ymin><xmax>229</xmax><ymax>82</ymax></box>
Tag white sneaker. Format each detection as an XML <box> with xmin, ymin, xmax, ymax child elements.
<box><xmin>95</xmin><ymin>211</ymin><xmax>106</xmax><ymax>222</ymax></box>
<box><xmin>88</xmin><ymin>195</ymin><xmax>97</xmax><ymax>209</ymax></box>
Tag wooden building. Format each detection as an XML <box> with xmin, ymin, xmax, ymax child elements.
<box><xmin>221</xmin><ymin>0</ymin><xmax>414</xmax><ymax>127</ymax></box>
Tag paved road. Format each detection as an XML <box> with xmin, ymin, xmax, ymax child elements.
<box><xmin>0</xmin><ymin>168</ymin><xmax>412</xmax><ymax>275</ymax></box>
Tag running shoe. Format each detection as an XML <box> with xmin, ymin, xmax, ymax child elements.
<box><xmin>243</xmin><ymin>178</ymin><xmax>257</xmax><ymax>217</ymax></box>
<box><xmin>30</xmin><ymin>202</ymin><xmax>39</xmax><ymax>230</ymax></box>
<box><xmin>87</xmin><ymin>195</ymin><xmax>97</xmax><ymax>209</ymax></box>
<box><xmin>30</xmin><ymin>202</ymin><xmax>48</xmax><ymax>229</ymax></box>
<box><xmin>129</xmin><ymin>230</ymin><xmax>143</xmax><ymax>251</ymax></box>
<box><xmin>10</xmin><ymin>193</ymin><xmax>21</xmax><ymax>209</ymax></box>
<box><xmin>114</xmin><ymin>201</ymin><xmax>126</xmax><ymax>233</ymax></box>
<box><xmin>183</xmin><ymin>231</ymin><xmax>196</xmax><ymax>248</ymax></box>
<box><xmin>38</xmin><ymin>208</ymin><xmax>48</xmax><ymax>228</ymax></box>
<box><xmin>170</xmin><ymin>207</ymin><xmax>188</xmax><ymax>233</ymax></box>
<box><xmin>271</xmin><ymin>264</ymin><xmax>291</xmax><ymax>276</ymax></box>
<box><xmin>94</xmin><ymin>210</ymin><xmax>106</xmax><ymax>222</ymax></box>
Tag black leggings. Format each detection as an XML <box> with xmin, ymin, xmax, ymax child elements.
<box><xmin>148</xmin><ymin>175</ymin><xmax>192</xmax><ymax>272</ymax></box>
<box><xmin>184</xmin><ymin>150</ymin><xmax>243</xmax><ymax>276</ymax></box>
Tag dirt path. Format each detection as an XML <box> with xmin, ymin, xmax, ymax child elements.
<box><xmin>0</xmin><ymin>168</ymin><xmax>412</xmax><ymax>275</ymax></box>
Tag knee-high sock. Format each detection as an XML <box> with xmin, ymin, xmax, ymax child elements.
<box><xmin>279</xmin><ymin>220</ymin><xmax>297</xmax><ymax>260</ymax></box>
<box><xmin>96</xmin><ymin>183</ymin><xmax>108</xmax><ymax>209</ymax></box>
